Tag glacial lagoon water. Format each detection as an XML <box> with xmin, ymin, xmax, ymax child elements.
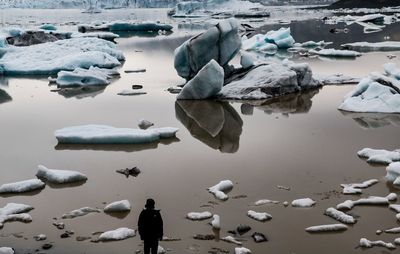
<box><xmin>0</xmin><ymin>7</ymin><xmax>400</xmax><ymax>254</ymax></box>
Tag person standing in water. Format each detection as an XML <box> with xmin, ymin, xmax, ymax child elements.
<box><xmin>138</xmin><ymin>198</ymin><xmax>163</xmax><ymax>254</ymax></box>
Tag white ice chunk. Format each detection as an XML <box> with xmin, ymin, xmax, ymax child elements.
<box><xmin>384</xmin><ymin>227</ymin><xmax>400</xmax><ymax>234</ymax></box>
<box><xmin>55</xmin><ymin>67</ymin><xmax>119</xmax><ymax>87</ymax></box>
<box><xmin>157</xmin><ymin>246</ymin><xmax>166</xmax><ymax>254</ymax></box>
<box><xmin>385</xmin><ymin>63</ymin><xmax>400</xmax><ymax>80</ymax></box>
<box><xmin>235</xmin><ymin>247</ymin><xmax>251</xmax><ymax>254</ymax></box>
<box><xmin>340</xmin><ymin>179</ymin><xmax>378</xmax><ymax>194</ymax></box>
<box><xmin>312</xmin><ymin>49</ymin><xmax>361</xmax><ymax>57</ymax></box>
<box><xmin>0</xmin><ymin>38</ymin><xmax>124</xmax><ymax>75</ymax></box>
<box><xmin>254</xmin><ymin>199</ymin><xmax>279</xmax><ymax>206</ymax></box>
<box><xmin>0</xmin><ymin>179</ymin><xmax>45</xmax><ymax>194</ymax></box>
<box><xmin>360</xmin><ymin>238</ymin><xmax>396</xmax><ymax>250</ymax></box>
<box><xmin>177</xmin><ymin>60</ymin><xmax>224</xmax><ymax>100</ymax></box>
<box><xmin>247</xmin><ymin>210</ymin><xmax>272</xmax><ymax>222</ymax></box>
<box><xmin>208</xmin><ymin>180</ymin><xmax>233</xmax><ymax>201</ymax></box>
<box><xmin>55</xmin><ymin>125</ymin><xmax>179</xmax><ymax>144</ymax></box>
<box><xmin>395</xmin><ymin>238</ymin><xmax>400</xmax><ymax>245</ymax></box>
<box><xmin>104</xmin><ymin>200</ymin><xmax>131</xmax><ymax>213</ymax></box>
<box><xmin>240</xmin><ymin>52</ymin><xmax>254</xmax><ymax>69</ymax></box>
<box><xmin>358</xmin><ymin>148</ymin><xmax>400</xmax><ymax>164</ymax></box>
<box><xmin>387</xmin><ymin>162</ymin><xmax>400</xmax><ymax>185</ymax></box>
<box><xmin>342</xmin><ymin>41</ymin><xmax>400</xmax><ymax>52</ymax></box>
<box><xmin>98</xmin><ymin>227</ymin><xmax>136</xmax><ymax>241</ymax></box>
<box><xmin>222</xmin><ymin>236</ymin><xmax>242</xmax><ymax>245</ymax></box>
<box><xmin>187</xmin><ymin>211</ymin><xmax>212</xmax><ymax>221</ymax></box>
<box><xmin>265</xmin><ymin>27</ymin><xmax>295</xmax><ymax>48</ymax></box>
<box><xmin>62</xmin><ymin>207</ymin><xmax>100</xmax><ymax>219</ymax></box>
<box><xmin>291</xmin><ymin>198</ymin><xmax>316</xmax><ymax>208</ymax></box>
<box><xmin>138</xmin><ymin>119</ymin><xmax>154</xmax><ymax>130</ymax></box>
<box><xmin>211</xmin><ymin>214</ymin><xmax>220</xmax><ymax>230</ymax></box>
<box><xmin>36</xmin><ymin>165</ymin><xmax>87</xmax><ymax>184</ymax></box>
<box><xmin>0</xmin><ymin>247</ymin><xmax>14</xmax><ymax>254</ymax></box>
<box><xmin>337</xmin><ymin>194</ymin><xmax>396</xmax><ymax>210</ymax></box>
<box><xmin>306</xmin><ymin>224</ymin><xmax>348</xmax><ymax>232</ymax></box>
<box><xmin>0</xmin><ymin>203</ymin><xmax>34</xmax><ymax>228</ymax></box>
<box><xmin>325</xmin><ymin>207</ymin><xmax>356</xmax><ymax>224</ymax></box>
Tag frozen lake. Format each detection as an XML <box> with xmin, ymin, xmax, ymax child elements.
<box><xmin>0</xmin><ymin>7</ymin><xmax>400</xmax><ymax>254</ymax></box>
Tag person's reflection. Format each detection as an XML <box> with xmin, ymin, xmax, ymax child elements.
<box><xmin>175</xmin><ymin>100</ymin><xmax>243</xmax><ymax>153</ymax></box>
<box><xmin>0</xmin><ymin>88</ymin><xmax>12</xmax><ymax>104</ymax></box>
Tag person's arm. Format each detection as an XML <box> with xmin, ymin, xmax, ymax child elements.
<box><xmin>158</xmin><ymin>212</ymin><xmax>163</xmax><ymax>240</ymax></box>
<box><xmin>138</xmin><ymin>211</ymin><xmax>144</xmax><ymax>236</ymax></box>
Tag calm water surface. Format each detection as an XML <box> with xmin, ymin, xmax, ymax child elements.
<box><xmin>0</xmin><ymin>8</ymin><xmax>400</xmax><ymax>254</ymax></box>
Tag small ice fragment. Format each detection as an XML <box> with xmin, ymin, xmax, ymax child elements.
<box><xmin>360</xmin><ymin>238</ymin><xmax>396</xmax><ymax>250</ymax></box>
<box><xmin>138</xmin><ymin>119</ymin><xmax>154</xmax><ymax>130</ymax></box>
<box><xmin>235</xmin><ymin>247</ymin><xmax>251</xmax><ymax>254</ymax></box>
<box><xmin>210</xmin><ymin>214</ymin><xmax>220</xmax><ymax>229</ymax></box>
<box><xmin>222</xmin><ymin>236</ymin><xmax>242</xmax><ymax>245</ymax></box>
<box><xmin>384</xmin><ymin>227</ymin><xmax>400</xmax><ymax>234</ymax></box>
<box><xmin>340</xmin><ymin>179</ymin><xmax>378</xmax><ymax>194</ymax></box>
<box><xmin>324</xmin><ymin>207</ymin><xmax>356</xmax><ymax>224</ymax></box>
<box><xmin>247</xmin><ymin>210</ymin><xmax>272</xmax><ymax>222</ymax></box>
<box><xmin>0</xmin><ymin>203</ymin><xmax>34</xmax><ymax>229</ymax></box>
<box><xmin>36</xmin><ymin>165</ymin><xmax>87</xmax><ymax>184</ymax></box>
<box><xmin>254</xmin><ymin>199</ymin><xmax>279</xmax><ymax>206</ymax></box>
<box><xmin>62</xmin><ymin>207</ymin><xmax>100</xmax><ymax>219</ymax></box>
<box><xmin>306</xmin><ymin>224</ymin><xmax>348</xmax><ymax>233</ymax></box>
<box><xmin>104</xmin><ymin>200</ymin><xmax>131</xmax><ymax>213</ymax></box>
<box><xmin>33</xmin><ymin>234</ymin><xmax>47</xmax><ymax>241</ymax></box>
<box><xmin>208</xmin><ymin>180</ymin><xmax>233</xmax><ymax>201</ymax></box>
<box><xmin>186</xmin><ymin>211</ymin><xmax>212</xmax><ymax>221</ymax></box>
<box><xmin>240</xmin><ymin>52</ymin><xmax>254</xmax><ymax>69</ymax></box>
<box><xmin>0</xmin><ymin>179</ymin><xmax>45</xmax><ymax>194</ymax></box>
<box><xmin>291</xmin><ymin>198</ymin><xmax>316</xmax><ymax>208</ymax></box>
<box><xmin>98</xmin><ymin>227</ymin><xmax>135</xmax><ymax>241</ymax></box>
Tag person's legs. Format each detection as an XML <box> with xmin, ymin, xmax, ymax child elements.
<box><xmin>150</xmin><ymin>240</ymin><xmax>158</xmax><ymax>254</ymax></box>
<box><xmin>144</xmin><ymin>240</ymin><xmax>150</xmax><ymax>254</ymax></box>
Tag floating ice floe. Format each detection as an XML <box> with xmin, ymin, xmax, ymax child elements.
<box><xmin>177</xmin><ymin>60</ymin><xmax>224</xmax><ymax>100</ymax></box>
<box><xmin>324</xmin><ymin>207</ymin><xmax>356</xmax><ymax>224</ymax></box>
<box><xmin>210</xmin><ymin>214</ymin><xmax>220</xmax><ymax>229</ymax></box>
<box><xmin>61</xmin><ymin>207</ymin><xmax>101</xmax><ymax>219</ymax></box>
<box><xmin>360</xmin><ymin>238</ymin><xmax>396</xmax><ymax>250</ymax></box>
<box><xmin>254</xmin><ymin>199</ymin><xmax>279</xmax><ymax>206</ymax></box>
<box><xmin>55</xmin><ymin>125</ymin><xmax>179</xmax><ymax>144</ymax></box>
<box><xmin>291</xmin><ymin>198</ymin><xmax>316</xmax><ymax>208</ymax></box>
<box><xmin>187</xmin><ymin>211</ymin><xmax>212</xmax><ymax>221</ymax></box>
<box><xmin>235</xmin><ymin>247</ymin><xmax>251</xmax><ymax>254</ymax></box>
<box><xmin>174</xmin><ymin>18</ymin><xmax>240</xmax><ymax>80</ymax></box>
<box><xmin>104</xmin><ymin>200</ymin><xmax>131</xmax><ymax>213</ymax></box>
<box><xmin>117</xmin><ymin>90</ymin><xmax>147</xmax><ymax>96</ymax></box>
<box><xmin>293</xmin><ymin>41</ymin><xmax>332</xmax><ymax>48</ymax></box>
<box><xmin>310</xmin><ymin>49</ymin><xmax>361</xmax><ymax>58</ymax></box>
<box><xmin>313</xmin><ymin>74</ymin><xmax>361</xmax><ymax>85</ymax></box>
<box><xmin>337</xmin><ymin>193</ymin><xmax>397</xmax><ymax>210</ymax></box>
<box><xmin>71</xmin><ymin>32</ymin><xmax>119</xmax><ymax>41</ymax></box>
<box><xmin>242</xmin><ymin>27</ymin><xmax>295</xmax><ymax>51</ymax></box>
<box><xmin>384</xmin><ymin>227</ymin><xmax>400</xmax><ymax>234</ymax></box>
<box><xmin>386</xmin><ymin>162</ymin><xmax>400</xmax><ymax>186</ymax></box>
<box><xmin>36</xmin><ymin>165</ymin><xmax>87</xmax><ymax>184</ymax></box>
<box><xmin>306</xmin><ymin>224</ymin><xmax>348</xmax><ymax>233</ymax></box>
<box><xmin>342</xmin><ymin>41</ymin><xmax>400</xmax><ymax>52</ymax></box>
<box><xmin>0</xmin><ymin>37</ymin><xmax>124</xmax><ymax>75</ymax></box>
<box><xmin>340</xmin><ymin>179</ymin><xmax>378</xmax><ymax>194</ymax></box>
<box><xmin>78</xmin><ymin>21</ymin><xmax>173</xmax><ymax>33</ymax></box>
<box><xmin>247</xmin><ymin>210</ymin><xmax>272</xmax><ymax>222</ymax></box>
<box><xmin>222</xmin><ymin>236</ymin><xmax>242</xmax><ymax>245</ymax></box>
<box><xmin>0</xmin><ymin>179</ymin><xmax>45</xmax><ymax>194</ymax></box>
<box><xmin>358</xmin><ymin>148</ymin><xmax>400</xmax><ymax>164</ymax></box>
<box><xmin>138</xmin><ymin>119</ymin><xmax>154</xmax><ymax>130</ymax></box>
<box><xmin>0</xmin><ymin>203</ymin><xmax>33</xmax><ymax>229</ymax></box>
<box><xmin>98</xmin><ymin>227</ymin><xmax>135</xmax><ymax>241</ymax></box>
<box><xmin>0</xmin><ymin>247</ymin><xmax>14</xmax><ymax>254</ymax></box>
<box><xmin>339</xmin><ymin>63</ymin><xmax>400</xmax><ymax>113</ymax></box>
<box><xmin>54</xmin><ymin>67</ymin><xmax>119</xmax><ymax>88</ymax></box>
<box><xmin>208</xmin><ymin>180</ymin><xmax>233</xmax><ymax>201</ymax></box>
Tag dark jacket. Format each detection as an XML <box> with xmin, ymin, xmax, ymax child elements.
<box><xmin>138</xmin><ymin>209</ymin><xmax>163</xmax><ymax>241</ymax></box>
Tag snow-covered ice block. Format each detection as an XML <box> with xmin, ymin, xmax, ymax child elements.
<box><xmin>104</xmin><ymin>200</ymin><xmax>131</xmax><ymax>213</ymax></box>
<box><xmin>235</xmin><ymin>247</ymin><xmax>251</xmax><ymax>254</ymax></box>
<box><xmin>386</xmin><ymin>162</ymin><xmax>400</xmax><ymax>185</ymax></box>
<box><xmin>55</xmin><ymin>125</ymin><xmax>179</xmax><ymax>144</ymax></box>
<box><xmin>254</xmin><ymin>199</ymin><xmax>279</xmax><ymax>206</ymax></box>
<box><xmin>337</xmin><ymin>194</ymin><xmax>396</xmax><ymax>210</ymax></box>
<box><xmin>55</xmin><ymin>67</ymin><xmax>119</xmax><ymax>87</ymax></box>
<box><xmin>98</xmin><ymin>227</ymin><xmax>135</xmax><ymax>241</ymax></box>
<box><xmin>33</xmin><ymin>234</ymin><xmax>47</xmax><ymax>241</ymax></box>
<box><xmin>36</xmin><ymin>165</ymin><xmax>87</xmax><ymax>184</ymax></box>
<box><xmin>240</xmin><ymin>52</ymin><xmax>254</xmax><ymax>69</ymax></box>
<box><xmin>222</xmin><ymin>236</ymin><xmax>242</xmax><ymax>245</ymax></box>
<box><xmin>291</xmin><ymin>198</ymin><xmax>316</xmax><ymax>208</ymax></box>
<box><xmin>312</xmin><ymin>49</ymin><xmax>361</xmax><ymax>57</ymax></box>
<box><xmin>177</xmin><ymin>59</ymin><xmax>224</xmax><ymax>100</ymax></box>
<box><xmin>342</xmin><ymin>41</ymin><xmax>400</xmax><ymax>52</ymax></box>
<box><xmin>208</xmin><ymin>180</ymin><xmax>233</xmax><ymax>201</ymax></box>
<box><xmin>0</xmin><ymin>37</ymin><xmax>124</xmax><ymax>75</ymax></box>
<box><xmin>117</xmin><ymin>90</ymin><xmax>147</xmax><ymax>96</ymax></box>
<box><xmin>306</xmin><ymin>224</ymin><xmax>348</xmax><ymax>233</ymax></box>
<box><xmin>0</xmin><ymin>203</ymin><xmax>34</xmax><ymax>229</ymax></box>
<box><xmin>340</xmin><ymin>179</ymin><xmax>378</xmax><ymax>194</ymax></box>
<box><xmin>187</xmin><ymin>211</ymin><xmax>212</xmax><ymax>221</ymax></box>
<box><xmin>358</xmin><ymin>148</ymin><xmax>400</xmax><ymax>164</ymax></box>
<box><xmin>0</xmin><ymin>247</ymin><xmax>14</xmax><ymax>254</ymax></box>
<box><xmin>247</xmin><ymin>210</ymin><xmax>272</xmax><ymax>222</ymax></box>
<box><xmin>360</xmin><ymin>238</ymin><xmax>396</xmax><ymax>250</ymax></box>
<box><xmin>325</xmin><ymin>207</ymin><xmax>356</xmax><ymax>224</ymax></box>
<box><xmin>314</xmin><ymin>74</ymin><xmax>361</xmax><ymax>85</ymax></box>
<box><xmin>211</xmin><ymin>214</ymin><xmax>220</xmax><ymax>229</ymax></box>
<box><xmin>62</xmin><ymin>207</ymin><xmax>100</xmax><ymax>219</ymax></box>
<box><xmin>174</xmin><ymin>18</ymin><xmax>241</xmax><ymax>80</ymax></box>
<box><xmin>0</xmin><ymin>179</ymin><xmax>45</xmax><ymax>194</ymax></box>
<box><xmin>265</xmin><ymin>27</ymin><xmax>295</xmax><ymax>48</ymax></box>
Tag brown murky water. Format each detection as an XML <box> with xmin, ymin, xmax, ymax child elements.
<box><xmin>1</xmin><ymin>9</ymin><xmax>400</xmax><ymax>254</ymax></box>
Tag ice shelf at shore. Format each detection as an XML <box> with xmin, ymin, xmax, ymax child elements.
<box><xmin>55</xmin><ymin>125</ymin><xmax>179</xmax><ymax>144</ymax></box>
<box><xmin>0</xmin><ymin>37</ymin><xmax>124</xmax><ymax>75</ymax></box>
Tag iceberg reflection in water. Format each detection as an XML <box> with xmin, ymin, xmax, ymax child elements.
<box><xmin>340</xmin><ymin>111</ymin><xmax>400</xmax><ymax>129</ymax></box>
<box><xmin>55</xmin><ymin>86</ymin><xmax>107</xmax><ymax>99</ymax></box>
<box><xmin>175</xmin><ymin>100</ymin><xmax>243</xmax><ymax>153</ymax></box>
